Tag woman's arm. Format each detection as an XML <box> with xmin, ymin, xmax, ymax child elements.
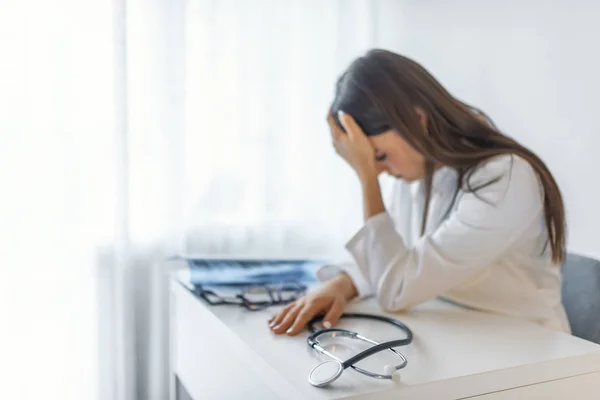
<box><xmin>359</xmin><ymin>169</ymin><xmax>386</xmax><ymax>221</ymax></box>
<box><xmin>348</xmin><ymin>155</ymin><xmax>544</xmax><ymax>312</ymax></box>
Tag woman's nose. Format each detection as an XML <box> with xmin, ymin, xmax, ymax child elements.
<box><xmin>375</xmin><ymin>162</ymin><xmax>388</xmax><ymax>175</ymax></box>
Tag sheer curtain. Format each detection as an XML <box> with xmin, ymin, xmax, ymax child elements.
<box><xmin>1</xmin><ymin>1</ymin><xmax>399</xmax><ymax>399</ymax></box>
<box><xmin>1</xmin><ymin>1</ymin><xmax>114</xmax><ymax>399</ymax></box>
<box><xmin>1</xmin><ymin>0</ymin><xmax>185</xmax><ymax>399</ymax></box>
<box><xmin>183</xmin><ymin>0</ymin><xmax>385</xmax><ymax>258</ymax></box>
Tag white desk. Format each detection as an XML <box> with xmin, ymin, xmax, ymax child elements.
<box><xmin>168</xmin><ymin>259</ymin><xmax>600</xmax><ymax>400</ymax></box>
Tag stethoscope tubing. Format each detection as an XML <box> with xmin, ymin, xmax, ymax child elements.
<box><xmin>307</xmin><ymin>312</ymin><xmax>413</xmax><ymax>370</ymax></box>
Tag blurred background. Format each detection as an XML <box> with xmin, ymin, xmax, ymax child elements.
<box><xmin>1</xmin><ymin>0</ymin><xmax>599</xmax><ymax>399</ymax></box>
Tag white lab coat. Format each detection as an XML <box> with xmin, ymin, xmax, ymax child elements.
<box><xmin>317</xmin><ymin>154</ymin><xmax>571</xmax><ymax>333</ymax></box>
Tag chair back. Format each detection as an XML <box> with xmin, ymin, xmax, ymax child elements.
<box><xmin>561</xmin><ymin>252</ymin><xmax>600</xmax><ymax>344</ymax></box>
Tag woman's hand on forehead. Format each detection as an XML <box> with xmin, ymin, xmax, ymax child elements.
<box><xmin>326</xmin><ymin>108</ymin><xmax>378</xmax><ymax>180</ymax></box>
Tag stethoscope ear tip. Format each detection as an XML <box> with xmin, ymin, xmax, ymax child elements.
<box><xmin>384</xmin><ymin>365</ymin><xmax>401</xmax><ymax>382</ymax></box>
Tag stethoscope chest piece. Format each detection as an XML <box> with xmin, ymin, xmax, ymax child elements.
<box><xmin>308</xmin><ymin>360</ymin><xmax>344</xmax><ymax>387</ymax></box>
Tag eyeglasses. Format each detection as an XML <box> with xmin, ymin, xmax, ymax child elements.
<box><xmin>191</xmin><ymin>281</ymin><xmax>308</xmax><ymax>311</ymax></box>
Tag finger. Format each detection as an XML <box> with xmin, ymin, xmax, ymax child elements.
<box><xmin>327</xmin><ymin>111</ymin><xmax>343</xmax><ymax>141</ymax></box>
<box><xmin>269</xmin><ymin>301</ymin><xmax>296</xmax><ymax>328</ymax></box>
<box><xmin>286</xmin><ymin>301</ymin><xmax>325</xmax><ymax>336</ymax></box>
<box><xmin>322</xmin><ymin>297</ymin><xmax>344</xmax><ymax>328</ymax></box>
<box><xmin>333</xmin><ymin>132</ymin><xmax>350</xmax><ymax>149</ymax></box>
<box><xmin>269</xmin><ymin>308</ymin><xmax>285</xmax><ymax>323</ymax></box>
<box><xmin>325</xmin><ymin>104</ymin><xmax>334</xmax><ymax>122</ymax></box>
<box><xmin>271</xmin><ymin>302</ymin><xmax>303</xmax><ymax>334</ymax></box>
<box><xmin>332</xmin><ymin>139</ymin><xmax>343</xmax><ymax>155</ymax></box>
<box><xmin>337</xmin><ymin>111</ymin><xmax>363</xmax><ymax>141</ymax></box>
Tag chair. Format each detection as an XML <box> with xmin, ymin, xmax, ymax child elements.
<box><xmin>561</xmin><ymin>252</ymin><xmax>600</xmax><ymax>344</ymax></box>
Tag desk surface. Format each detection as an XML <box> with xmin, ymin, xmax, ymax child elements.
<box><xmin>170</xmin><ymin>259</ymin><xmax>600</xmax><ymax>400</ymax></box>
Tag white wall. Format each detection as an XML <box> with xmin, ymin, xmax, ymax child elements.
<box><xmin>374</xmin><ymin>0</ymin><xmax>600</xmax><ymax>259</ymax></box>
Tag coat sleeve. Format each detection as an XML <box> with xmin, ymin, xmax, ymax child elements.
<box><xmin>342</xmin><ymin>155</ymin><xmax>545</xmax><ymax>311</ymax></box>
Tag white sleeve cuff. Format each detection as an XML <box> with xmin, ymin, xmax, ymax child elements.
<box><xmin>345</xmin><ymin>211</ymin><xmax>395</xmax><ymax>253</ymax></box>
<box><xmin>315</xmin><ymin>261</ymin><xmax>373</xmax><ymax>300</ymax></box>
<box><xmin>345</xmin><ymin>211</ymin><xmax>399</xmax><ymax>270</ymax></box>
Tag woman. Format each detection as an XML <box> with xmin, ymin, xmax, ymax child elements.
<box><xmin>268</xmin><ymin>49</ymin><xmax>570</xmax><ymax>336</ymax></box>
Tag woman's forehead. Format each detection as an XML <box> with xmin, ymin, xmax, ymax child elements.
<box><xmin>368</xmin><ymin>130</ymin><xmax>396</xmax><ymax>147</ymax></box>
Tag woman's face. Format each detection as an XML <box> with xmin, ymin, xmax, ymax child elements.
<box><xmin>368</xmin><ymin>130</ymin><xmax>426</xmax><ymax>182</ymax></box>
<box><xmin>367</xmin><ymin>107</ymin><xmax>430</xmax><ymax>182</ymax></box>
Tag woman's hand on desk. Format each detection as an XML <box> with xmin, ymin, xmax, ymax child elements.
<box><xmin>268</xmin><ymin>273</ymin><xmax>357</xmax><ymax>336</ymax></box>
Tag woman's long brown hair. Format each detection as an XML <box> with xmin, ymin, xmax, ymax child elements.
<box><xmin>332</xmin><ymin>49</ymin><xmax>566</xmax><ymax>264</ymax></box>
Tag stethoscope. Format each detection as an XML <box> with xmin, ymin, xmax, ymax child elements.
<box><xmin>306</xmin><ymin>312</ymin><xmax>413</xmax><ymax>387</ymax></box>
